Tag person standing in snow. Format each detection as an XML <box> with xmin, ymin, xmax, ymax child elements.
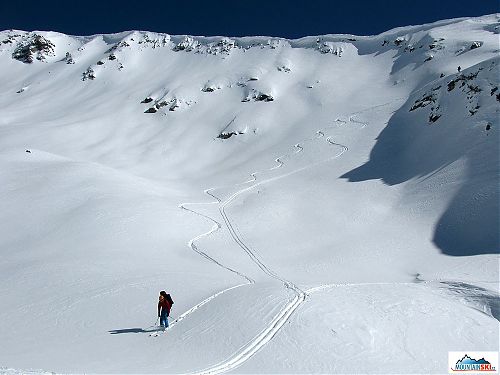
<box><xmin>158</xmin><ymin>291</ymin><xmax>171</xmax><ymax>330</ymax></box>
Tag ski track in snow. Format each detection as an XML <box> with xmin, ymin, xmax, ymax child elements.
<box><xmin>168</xmin><ymin>283</ymin><xmax>249</xmax><ymax>329</ymax></box>
<box><xmin>178</xmin><ymin>100</ymin><xmax>406</xmax><ymax>374</ymax></box>
<box><xmin>178</xmin><ymin>201</ymin><xmax>255</xmax><ymax>284</ymax></box>
<box><xmin>179</xmin><ymin>122</ymin><xmax>355</xmax><ymax>373</ymax></box>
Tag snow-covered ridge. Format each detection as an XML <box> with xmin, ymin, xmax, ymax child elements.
<box><xmin>2</xmin><ymin>14</ymin><xmax>498</xmax><ymax>61</ymax></box>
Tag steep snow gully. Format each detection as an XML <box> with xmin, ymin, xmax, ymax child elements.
<box><xmin>176</xmin><ymin>108</ymin><xmax>377</xmax><ymax>374</ymax></box>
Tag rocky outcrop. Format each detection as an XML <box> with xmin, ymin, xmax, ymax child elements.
<box><xmin>409</xmin><ymin>60</ymin><xmax>498</xmax><ymax>123</ymax></box>
<box><xmin>12</xmin><ymin>34</ymin><xmax>55</xmax><ymax>63</ymax></box>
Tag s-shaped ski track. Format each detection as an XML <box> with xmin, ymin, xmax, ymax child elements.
<box><xmin>186</xmin><ymin>137</ymin><xmax>349</xmax><ymax>375</ymax></box>
<box><xmin>182</xmin><ymin>101</ymin><xmax>405</xmax><ymax>374</ymax></box>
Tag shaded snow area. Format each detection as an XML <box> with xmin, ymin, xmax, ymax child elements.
<box><xmin>0</xmin><ymin>14</ymin><xmax>498</xmax><ymax>374</ymax></box>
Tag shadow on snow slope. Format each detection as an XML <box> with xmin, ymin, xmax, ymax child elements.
<box><xmin>341</xmin><ymin>91</ymin><xmax>499</xmax><ymax>257</ymax></box>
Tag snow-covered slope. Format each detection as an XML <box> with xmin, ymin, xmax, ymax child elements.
<box><xmin>0</xmin><ymin>14</ymin><xmax>498</xmax><ymax>374</ymax></box>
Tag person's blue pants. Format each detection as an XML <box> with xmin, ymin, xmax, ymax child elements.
<box><xmin>160</xmin><ymin>314</ymin><xmax>169</xmax><ymax>328</ymax></box>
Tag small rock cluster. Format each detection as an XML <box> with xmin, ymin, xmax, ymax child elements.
<box><xmin>143</xmin><ymin>97</ymin><xmax>193</xmax><ymax>113</ymax></box>
<box><xmin>242</xmin><ymin>89</ymin><xmax>274</xmax><ymax>102</ymax></box>
<box><xmin>82</xmin><ymin>67</ymin><xmax>95</xmax><ymax>81</ymax></box>
<box><xmin>409</xmin><ymin>90</ymin><xmax>441</xmax><ymax>123</ymax></box>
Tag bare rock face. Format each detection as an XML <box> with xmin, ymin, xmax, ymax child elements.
<box><xmin>12</xmin><ymin>34</ymin><xmax>55</xmax><ymax>63</ymax></box>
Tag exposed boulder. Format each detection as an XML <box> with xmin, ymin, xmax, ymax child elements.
<box><xmin>217</xmin><ymin>131</ymin><xmax>239</xmax><ymax>139</ymax></box>
<box><xmin>256</xmin><ymin>93</ymin><xmax>274</xmax><ymax>102</ymax></box>
<box><xmin>65</xmin><ymin>52</ymin><xmax>75</xmax><ymax>64</ymax></box>
<box><xmin>470</xmin><ymin>41</ymin><xmax>483</xmax><ymax>50</ymax></box>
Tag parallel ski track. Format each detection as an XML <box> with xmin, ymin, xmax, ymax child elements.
<box><xmin>184</xmin><ymin>132</ymin><xmax>350</xmax><ymax>374</ymax></box>
<box><xmin>180</xmin><ymin>100</ymin><xmax>406</xmax><ymax>374</ymax></box>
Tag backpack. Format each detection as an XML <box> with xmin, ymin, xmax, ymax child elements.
<box><xmin>166</xmin><ymin>293</ymin><xmax>174</xmax><ymax>306</ymax></box>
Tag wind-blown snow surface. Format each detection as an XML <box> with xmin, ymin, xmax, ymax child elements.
<box><xmin>0</xmin><ymin>14</ymin><xmax>499</xmax><ymax>374</ymax></box>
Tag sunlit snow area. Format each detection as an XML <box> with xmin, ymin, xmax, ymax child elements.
<box><xmin>0</xmin><ymin>14</ymin><xmax>498</xmax><ymax>374</ymax></box>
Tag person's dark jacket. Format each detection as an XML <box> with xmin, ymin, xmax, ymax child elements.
<box><xmin>158</xmin><ymin>299</ymin><xmax>171</xmax><ymax>317</ymax></box>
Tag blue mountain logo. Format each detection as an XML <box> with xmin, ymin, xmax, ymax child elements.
<box><xmin>452</xmin><ymin>354</ymin><xmax>496</xmax><ymax>372</ymax></box>
<box><xmin>456</xmin><ymin>355</ymin><xmax>491</xmax><ymax>366</ymax></box>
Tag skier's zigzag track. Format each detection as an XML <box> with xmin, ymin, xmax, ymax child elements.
<box><xmin>188</xmin><ymin>133</ymin><xmax>348</xmax><ymax>374</ymax></box>
<box><xmin>168</xmin><ymin>200</ymin><xmax>254</xmax><ymax>332</ymax></box>
<box><xmin>179</xmin><ymin>200</ymin><xmax>255</xmax><ymax>284</ymax></box>
<box><xmin>207</xmin><ymin>190</ymin><xmax>300</xmax><ymax>291</ymax></box>
<box><xmin>180</xmin><ymin>102</ymin><xmax>406</xmax><ymax>374</ymax></box>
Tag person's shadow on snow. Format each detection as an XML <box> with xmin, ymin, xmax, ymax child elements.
<box><xmin>108</xmin><ymin>327</ymin><xmax>158</xmax><ymax>334</ymax></box>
